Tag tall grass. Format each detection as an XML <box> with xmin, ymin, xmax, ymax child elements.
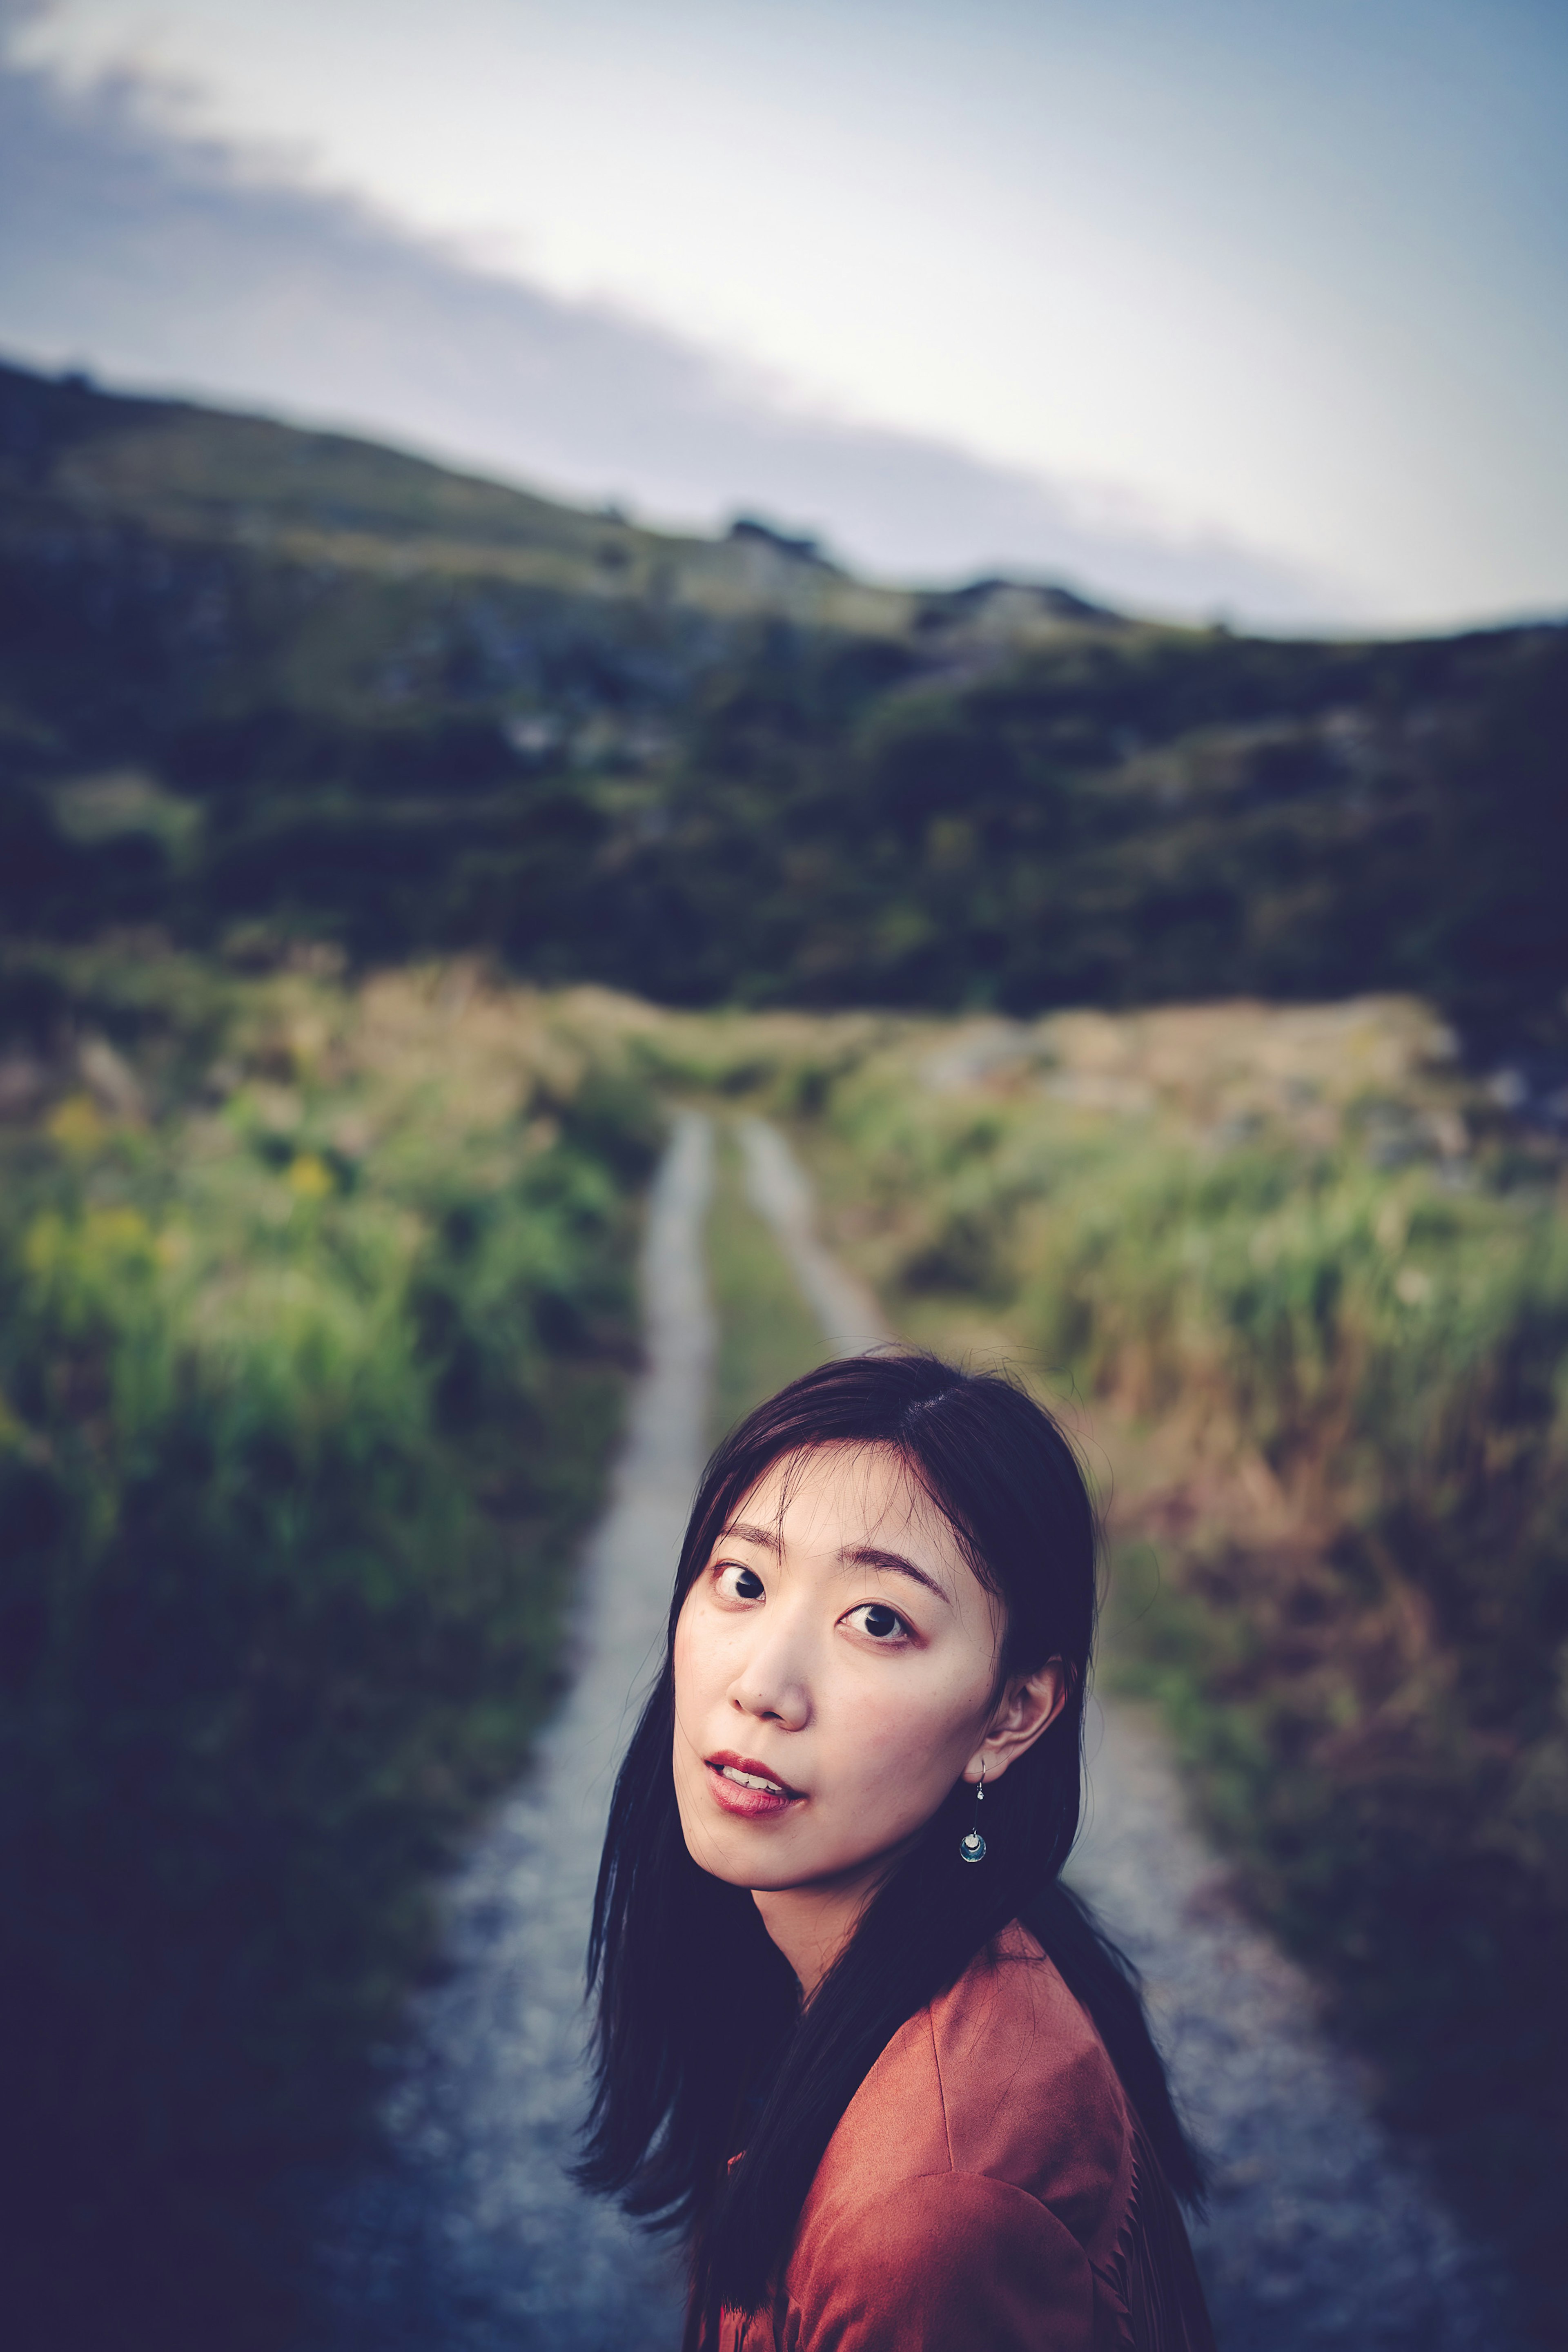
<box><xmin>765</xmin><ymin>1002</ymin><xmax>1568</xmax><ymax>2334</ymax></box>
<box><xmin>10</xmin><ymin>965</ymin><xmax>1566</xmax><ymax>2336</ymax></box>
<box><xmin>0</xmin><ymin>951</ymin><xmax>660</xmax><ymax>2348</ymax></box>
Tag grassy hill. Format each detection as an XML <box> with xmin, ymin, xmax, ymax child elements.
<box><xmin>4</xmin><ymin>357</ymin><xmax>1565</xmax><ymax>2341</ymax></box>
<box><xmin>2</xmin><ymin>357</ymin><xmax>1565</xmax><ymax>1048</ymax></box>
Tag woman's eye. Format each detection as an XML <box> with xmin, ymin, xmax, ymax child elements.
<box><xmin>845</xmin><ymin>1601</ymin><xmax>909</xmax><ymax>1643</ymax></box>
<box><xmin>715</xmin><ymin>1562</ymin><xmax>765</xmax><ymax>1602</ymax></box>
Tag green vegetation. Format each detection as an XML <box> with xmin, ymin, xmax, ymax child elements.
<box><xmin>704</xmin><ymin>1123</ymin><xmax>828</xmax><ymax>1447</ymax></box>
<box><xmin>4</xmin><ymin>360</ymin><xmax>1565</xmax><ymax>1043</ymax></box>
<box><xmin>5</xmin><ymin>352</ymin><xmax>1568</xmax><ymax>2337</ymax></box>
<box><xmin>0</xmin><ymin>945</ymin><xmax>659</xmax><ymax>2345</ymax></box>
<box><xmin>659</xmin><ymin>999</ymin><xmax>1568</xmax><ymax>2335</ymax></box>
<box><xmin>2</xmin><ymin>936</ymin><xmax>1565</xmax><ymax>2333</ymax></box>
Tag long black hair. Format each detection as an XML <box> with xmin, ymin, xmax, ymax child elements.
<box><xmin>577</xmin><ymin>1351</ymin><xmax>1202</xmax><ymax>2330</ymax></box>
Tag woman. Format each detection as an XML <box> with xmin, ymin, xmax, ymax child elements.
<box><xmin>579</xmin><ymin>1351</ymin><xmax>1214</xmax><ymax>2351</ymax></box>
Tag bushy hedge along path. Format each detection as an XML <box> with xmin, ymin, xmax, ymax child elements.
<box><xmin>306</xmin><ymin>1117</ymin><xmax>712</xmax><ymax>2350</ymax></box>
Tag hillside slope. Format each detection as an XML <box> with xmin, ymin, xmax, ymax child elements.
<box><xmin>2</xmin><ymin>359</ymin><xmax>1564</xmax><ymax>1045</ymax></box>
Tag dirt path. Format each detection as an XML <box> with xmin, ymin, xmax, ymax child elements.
<box><xmin>308</xmin><ymin>1115</ymin><xmax>713</xmax><ymax>2350</ymax></box>
<box><xmin>743</xmin><ymin>1120</ymin><xmax>1523</xmax><ymax>2352</ymax></box>
<box><xmin>312</xmin><ymin>1110</ymin><xmax>1522</xmax><ymax>2350</ymax></box>
<box><xmin>1070</xmin><ymin>1708</ymin><xmax>1518</xmax><ymax>2348</ymax></box>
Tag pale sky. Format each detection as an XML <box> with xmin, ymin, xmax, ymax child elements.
<box><xmin>6</xmin><ymin>0</ymin><xmax>1567</xmax><ymax>626</ymax></box>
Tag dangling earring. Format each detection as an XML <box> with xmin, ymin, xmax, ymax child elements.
<box><xmin>959</xmin><ymin>1758</ymin><xmax>987</xmax><ymax>1863</ymax></box>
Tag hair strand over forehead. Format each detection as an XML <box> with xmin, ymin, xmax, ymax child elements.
<box><xmin>673</xmin><ymin>1350</ymin><xmax>1097</xmax><ymax>1678</ymax></box>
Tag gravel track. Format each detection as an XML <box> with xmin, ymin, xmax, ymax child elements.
<box><xmin>736</xmin><ymin>1117</ymin><xmax>889</xmax><ymax>1358</ymax></box>
<box><xmin>307</xmin><ymin>1114</ymin><xmax>713</xmax><ymax>2351</ymax></box>
<box><xmin>309</xmin><ymin>1110</ymin><xmax>1524</xmax><ymax>2350</ymax></box>
<box><xmin>1069</xmin><ymin>1705</ymin><xmax>1521</xmax><ymax>2348</ymax></box>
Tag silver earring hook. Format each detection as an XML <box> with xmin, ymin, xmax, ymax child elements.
<box><xmin>959</xmin><ymin>1758</ymin><xmax>988</xmax><ymax>1864</ymax></box>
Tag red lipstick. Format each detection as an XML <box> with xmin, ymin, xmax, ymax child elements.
<box><xmin>705</xmin><ymin>1750</ymin><xmax>805</xmax><ymax>1819</ymax></box>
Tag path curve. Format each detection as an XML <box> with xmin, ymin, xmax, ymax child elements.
<box><xmin>743</xmin><ymin>1119</ymin><xmax>1523</xmax><ymax>2352</ymax></box>
<box><xmin>737</xmin><ymin>1117</ymin><xmax>889</xmax><ymax>1358</ymax></box>
<box><xmin>309</xmin><ymin>1115</ymin><xmax>714</xmax><ymax>2351</ymax></box>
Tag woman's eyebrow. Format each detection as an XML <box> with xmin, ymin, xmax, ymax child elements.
<box><xmin>718</xmin><ymin>1520</ymin><xmax>782</xmax><ymax>1551</ymax></box>
<box><xmin>840</xmin><ymin>1545</ymin><xmax>952</xmax><ymax>1603</ymax></box>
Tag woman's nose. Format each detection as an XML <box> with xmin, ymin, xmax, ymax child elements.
<box><xmin>731</xmin><ymin>1623</ymin><xmax>811</xmax><ymax>1729</ymax></box>
<box><xmin>733</xmin><ymin>1679</ymin><xmax>809</xmax><ymax>1730</ymax></box>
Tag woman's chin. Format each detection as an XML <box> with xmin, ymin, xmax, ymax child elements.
<box><xmin>680</xmin><ymin>1806</ymin><xmax>829</xmax><ymax>1891</ymax></box>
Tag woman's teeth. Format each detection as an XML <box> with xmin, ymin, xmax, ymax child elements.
<box><xmin>721</xmin><ymin>1765</ymin><xmax>785</xmax><ymax>1794</ymax></box>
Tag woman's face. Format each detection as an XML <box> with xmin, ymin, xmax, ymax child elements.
<box><xmin>672</xmin><ymin>1442</ymin><xmax>1058</xmax><ymax>1907</ymax></box>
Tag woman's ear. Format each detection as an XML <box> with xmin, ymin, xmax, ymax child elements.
<box><xmin>965</xmin><ymin>1658</ymin><xmax>1070</xmax><ymax>1784</ymax></box>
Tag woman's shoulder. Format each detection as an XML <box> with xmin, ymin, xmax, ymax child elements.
<box><xmin>935</xmin><ymin>1919</ymin><xmax>1133</xmax><ymax>2230</ymax></box>
<box><xmin>765</xmin><ymin>1928</ymin><xmax>1211</xmax><ymax>2352</ymax></box>
<box><xmin>809</xmin><ymin>1920</ymin><xmax>1134</xmax><ymax>2256</ymax></box>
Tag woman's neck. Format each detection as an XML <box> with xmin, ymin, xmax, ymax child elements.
<box><xmin>752</xmin><ymin>1866</ymin><xmax>884</xmax><ymax>2001</ymax></box>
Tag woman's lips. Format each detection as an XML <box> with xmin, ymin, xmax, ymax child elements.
<box><xmin>705</xmin><ymin>1752</ymin><xmax>805</xmax><ymax>1819</ymax></box>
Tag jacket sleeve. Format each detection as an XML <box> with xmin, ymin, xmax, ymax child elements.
<box><xmin>783</xmin><ymin>2170</ymin><xmax>1096</xmax><ymax>2352</ymax></box>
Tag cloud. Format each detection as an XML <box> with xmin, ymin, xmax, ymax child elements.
<box><xmin>0</xmin><ymin>40</ymin><xmax>1348</xmax><ymax>623</ymax></box>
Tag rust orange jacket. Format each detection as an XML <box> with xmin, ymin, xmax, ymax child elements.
<box><xmin>717</xmin><ymin>1921</ymin><xmax>1214</xmax><ymax>2352</ymax></box>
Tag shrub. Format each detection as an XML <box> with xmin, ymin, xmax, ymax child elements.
<box><xmin>0</xmin><ymin>953</ymin><xmax>657</xmax><ymax>2347</ymax></box>
<box><xmin>797</xmin><ymin>1005</ymin><xmax>1568</xmax><ymax>2330</ymax></box>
